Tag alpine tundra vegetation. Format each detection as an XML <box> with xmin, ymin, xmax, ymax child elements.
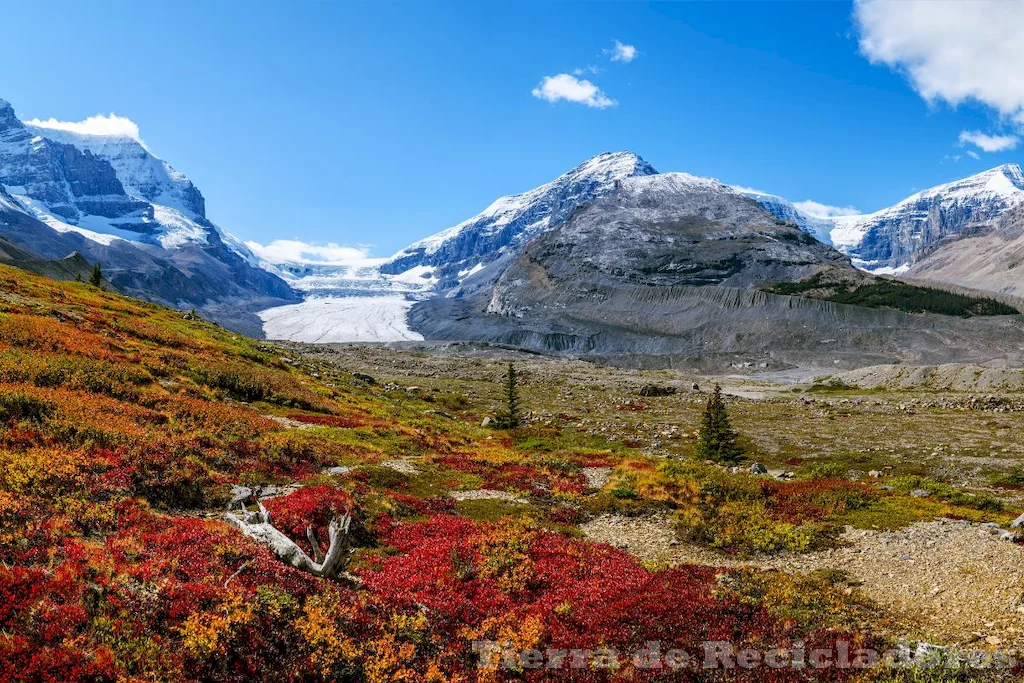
<box><xmin>2</xmin><ymin>264</ymin><xmax>1024</xmax><ymax>682</ymax></box>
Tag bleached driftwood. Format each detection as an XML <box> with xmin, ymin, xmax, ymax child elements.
<box><xmin>226</xmin><ymin>497</ymin><xmax>352</xmax><ymax>579</ymax></box>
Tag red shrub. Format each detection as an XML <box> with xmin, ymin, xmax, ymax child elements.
<box><xmin>262</xmin><ymin>485</ymin><xmax>357</xmax><ymax>554</ymax></box>
<box><xmin>287</xmin><ymin>413</ymin><xmax>364</xmax><ymax>428</ymax></box>
<box><xmin>359</xmin><ymin>516</ymin><xmax>870</xmax><ymax>681</ymax></box>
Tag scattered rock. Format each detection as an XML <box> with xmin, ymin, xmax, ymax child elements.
<box><xmin>1011</xmin><ymin>513</ymin><xmax>1024</xmax><ymax>529</ymax></box>
<box><xmin>639</xmin><ymin>385</ymin><xmax>677</xmax><ymax>397</ymax></box>
<box><xmin>582</xmin><ymin>467</ymin><xmax>611</xmax><ymax>490</ymax></box>
<box><xmin>449</xmin><ymin>489</ymin><xmax>528</xmax><ymax>504</ymax></box>
<box><xmin>324</xmin><ymin>466</ymin><xmax>353</xmax><ymax>476</ymax></box>
<box><xmin>749</xmin><ymin>462</ymin><xmax>768</xmax><ymax>475</ymax></box>
<box><xmin>255</xmin><ymin>483</ymin><xmax>300</xmax><ymax>499</ymax></box>
<box><xmin>265</xmin><ymin>415</ymin><xmax>314</xmax><ymax>430</ymax></box>
<box><xmin>868</xmin><ymin>470</ymin><xmax>882</xmax><ymax>478</ymax></box>
<box><xmin>910</xmin><ymin>489</ymin><xmax>931</xmax><ymax>498</ymax></box>
<box><xmin>480</xmin><ymin>416</ymin><xmax>492</xmax><ymax>428</ymax></box>
<box><xmin>424</xmin><ymin>409</ymin><xmax>454</xmax><ymax>420</ymax></box>
<box><xmin>352</xmin><ymin>372</ymin><xmax>376</xmax><ymax>385</ymax></box>
<box><xmin>595</xmin><ymin>516</ymin><xmax>1024</xmax><ymax>648</ymax></box>
<box><xmin>381</xmin><ymin>460</ymin><xmax>419</xmax><ymax>475</ymax></box>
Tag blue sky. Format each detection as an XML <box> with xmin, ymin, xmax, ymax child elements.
<box><xmin>2</xmin><ymin>1</ymin><xmax>1021</xmax><ymax>257</ymax></box>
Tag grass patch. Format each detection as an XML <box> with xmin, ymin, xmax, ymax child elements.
<box><xmin>454</xmin><ymin>497</ymin><xmax>536</xmax><ymax>521</ymax></box>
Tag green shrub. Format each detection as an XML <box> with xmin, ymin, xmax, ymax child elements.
<box><xmin>766</xmin><ymin>274</ymin><xmax>1018</xmax><ymax>317</ymax></box>
<box><xmin>0</xmin><ymin>392</ymin><xmax>54</xmax><ymax>423</ymax></box>
<box><xmin>888</xmin><ymin>475</ymin><xmax>1003</xmax><ymax>512</ymax></box>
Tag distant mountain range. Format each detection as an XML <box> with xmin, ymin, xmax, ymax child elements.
<box><xmin>1</xmin><ymin>94</ymin><xmax>1022</xmax><ymax>363</ymax></box>
<box><xmin>742</xmin><ymin>163</ymin><xmax>1024</xmax><ymax>276</ymax></box>
<box><xmin>408</xmin><ymin>166</ymin><xmax>1024</xmax><ymax>370</ymax></box>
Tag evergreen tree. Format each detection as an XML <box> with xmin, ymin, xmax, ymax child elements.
<box><xmin>494</xmin><ymin>362</ymin><xmax>522</xmax><ymax>429</ymax></box>
<box><xmin>694</xmin><ymin>384</ymin><xmax>743</xmax><ymax>464</ymax></box>
<box><xmin>89</xmin><ymin>263</ymin><xmax>103</xmax><ymax>287</ymax></box>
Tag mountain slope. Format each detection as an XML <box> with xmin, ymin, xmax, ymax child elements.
<box><xmin>410</xmin><ymin>172</ymin><xmax>1024</xmax><ymax>371</ymax></box>
<box><xmin>904</xmin><ymin>201</ymin><xmax>1024</xmax><ymax>298</ymax></box>
<box><xmin>379</xmin><ymin>151</ymin><xmax>657</xmax><ymax>288</ymax></box>
<box><xmin>255</xmin><ymin>152</ymin><xmax>658</xmax><ymax>343</ymax></box>
<box><xmin>0</xmin><ymin>97</ymin><xmax>297</xmax><ymax>331</ymax></box>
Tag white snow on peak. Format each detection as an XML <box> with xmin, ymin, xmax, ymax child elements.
<box><xmin>732</xmin><ymin>185</ymin><xmax>837</xmax><ymax>244</ymax></box>
<box><xmin>12</xmin><ymin>194</ymin><xmax>127</xmax><ymax>246</ymax></box>
<box><xmin>26</xmin><ymin>124</ymin><xmax>203</xmax><ymax>220</ymax></box>
<box><xmin>389</xmin><ymin>151</ymin><xmax>655</xmax><ymax>259</ymax></box>
<box><xmin>623</xmin><ymin>171</ymin><xmax>734</xmax><ymax>196</ymax></box>
<box><xmin>148</xmin><ymin>206</ymin><xmax>210</xmax><ymax>249</ymax></box>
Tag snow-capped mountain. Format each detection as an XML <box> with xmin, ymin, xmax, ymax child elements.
<box><xmin>829</xmin><ymin>164</ymin><xmax>1024</xmax><ymax>273</ymax></box>
<box><xmin>379</xmin><ymin>152</ymin><xmax>658</xmax><ymax>288</ymax></box>
<box><xmin>746</xmin><ymin>164</ymin><xmax>1024</xmax><ymax>275</ymax></box>
<box><xmin>0</xmin><ymin>97</ymin><xmax>296</xmax><ymax>332</ymax></box>
<box><xmin>27</xmin><ymin>125</ymin><xmax>207</xmax><ymax>226</ymax></box>
<box><xmin>256</xmin><ymin>152</ymin><xmax>659</xmax><ymax>343</ymax></box>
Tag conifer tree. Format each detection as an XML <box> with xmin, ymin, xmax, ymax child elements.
<box><xmin>89</xmin><ymin>263</ymin><xmax>103</xmax><ymax>287</ymax></box>
<box><xmin>694</xmin><ymin>384</ymin><xmax>743</xmax><ymax>464</ymax></box>
<box><xmin>495</xmin><ymin>362</ymin><xmax>522</xmax><ymax>429</ymax></box>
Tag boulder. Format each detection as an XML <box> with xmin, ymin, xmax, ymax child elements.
<box><xmin>639</xmin><ymin>385</ymin><xmax>677</xmax><ymax>397</ymax></box>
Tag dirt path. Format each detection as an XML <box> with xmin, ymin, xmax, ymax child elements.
<box><xmin>581</xmin><ymin>515</ymin><xmax>1024</xmax><ymax>648</ymax></box>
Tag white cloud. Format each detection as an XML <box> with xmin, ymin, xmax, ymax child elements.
<box><xmin>25</xmin><ymin>113</ymin><xmax>143</xmax><ymax>142</ymax></box>
<box><xmin>573</xmin><ymin>65</ymin><xmax>601</xmax><ymax>76</ymax></box>
<box><xmin>246</xmin><ymin>239</ymin><xmax>372</xmax><ymax>265</ymax></box>
<box><xmin>607</xmin><ymin>40</ymin><xmax>638</xmax><ymax>63</ymax></box>
<box><xmin>793</xmin><ymin>200</ymin><xmax>861</xmax><ymax>218</ymax></box>
<box><xmin>958</xmin><ymin>130</ymin><xmax>1020</xmax><ymax>153</ymax></box>
<box><xmin>531</xmin><ymin>74</ymin><xmax>616</xmax><ymax>109</ymax></box>
<box><xmin>854</xmin><ymin>0</ymin><xmax>1024</xmax><ymax>125</ymax></box>
<box><xmin>967</xmin><ymin>150</ymin><xmax>981</xmax><ymax>160</ymax></box>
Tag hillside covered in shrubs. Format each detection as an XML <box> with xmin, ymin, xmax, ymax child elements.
<box><xmin>0</xmin><ymin>264</ymin><xmax>1017</xmax><ymax>682</ymax></box>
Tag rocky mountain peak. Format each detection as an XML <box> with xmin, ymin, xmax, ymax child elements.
<box><xmin>0</xmin><ymin>99</ymin><xmax>24</xmax><ymax>134</ymax></box>
<box><xmin>378</xmin><ymin>150</ymin><xmax>660</xmax><ymax>283</ymax></box>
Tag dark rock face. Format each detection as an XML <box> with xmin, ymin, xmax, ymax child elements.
<box><xmin>639</xmin><ymin>385</ymin><xmax>676</xmax><ymax>397</ymax></box>
<box><xmin>848</xmin><ymin>193</ymin><xmax>1019</xmax><ymax>270</ymax></box>
<box><xmin>0</xmin><ymin>101</ymin><xmax>146</xmax><ymax>222</ymax></box>
<box><xmin>484</xmin><ymin>173</ymin><xmax>856</xmax><ymax>319</ymax></box>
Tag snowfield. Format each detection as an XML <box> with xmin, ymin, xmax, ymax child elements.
<box><xmin>258</xmin><ymin>296</ymin><xmax>424</xmax><ymax>343</ymax></box>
